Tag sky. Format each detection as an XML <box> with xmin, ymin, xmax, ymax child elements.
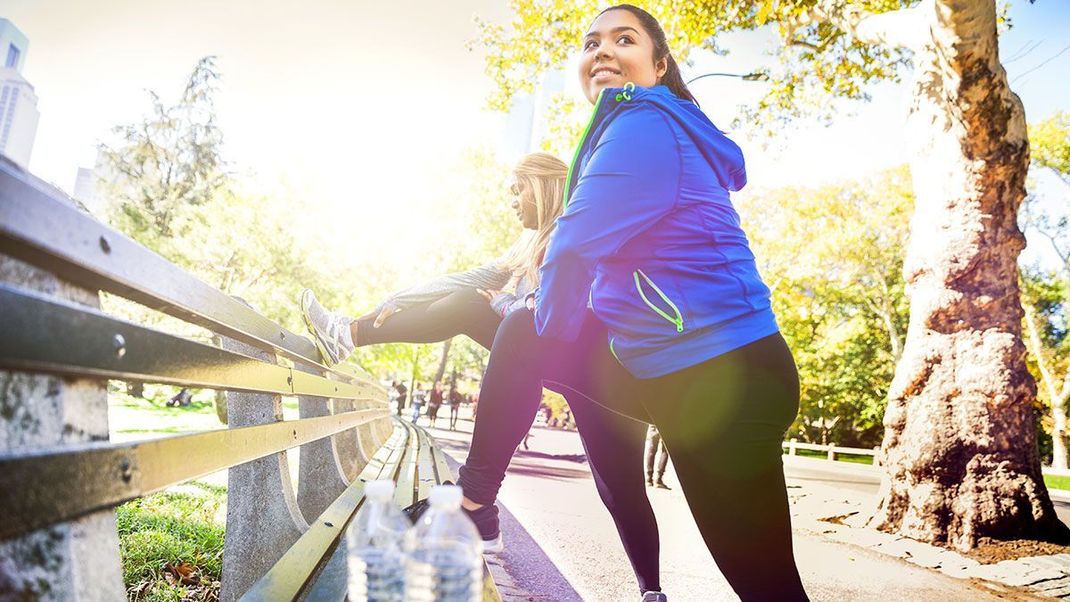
<box><xmin>3</xmin><ymin>0</ymin><xmax>1069</xmax><ymax>268</ymax></box>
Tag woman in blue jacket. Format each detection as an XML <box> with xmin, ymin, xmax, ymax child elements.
<box><xmin>456</xmin><ymin>5</ymin><xmax>808</xmax><ymax>600</ymax></box>
<box><xmin>301</xmin><ymin>152</ymin><xmax>665</xmax><ymax>595</ymax></box>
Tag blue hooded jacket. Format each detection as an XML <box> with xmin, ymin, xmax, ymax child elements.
<box><xmin>534</xmin><ymin>84</ymin><xmax>779</xmax><ymax>378</ymax></box>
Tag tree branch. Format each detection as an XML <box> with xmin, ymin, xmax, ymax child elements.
<box><xmin>793</xmin><ymin>0</ymin><xmax>933</xmax><ymax>51</ymax></box>
<box><xmin>787</xmin><ymin>38</ymin><xmax>823</xmax><ymax>52</ymax></box>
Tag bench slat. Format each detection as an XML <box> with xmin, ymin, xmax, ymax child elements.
<box><xmin>0</xmin><ymin>161</ymin><xmax>351</xmax><ymax>377</ymax></box>
<box><xmin>416</xmin><ymin>429</ymin><xmax>438</xmax><ymax>501</ymax></box>
<box><xmin>394</xmin><ymin>421</ymin><xmax>421</xmax><ymax>508</ymax></box>
<box><xmin>0</xmin><ymin>283</ymin><xmax>381</xmax><ymax>401</ymax></box>
<box><xmin>0</xmin><ymin>409</ymin><xmax>389</xmax><ymax>540</ymax></box>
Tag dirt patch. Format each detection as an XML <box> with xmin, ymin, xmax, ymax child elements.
<box><xmin>961</xmin><ymin>537</ymin><xmax>1070</xmax><ymax>564</ymax></box>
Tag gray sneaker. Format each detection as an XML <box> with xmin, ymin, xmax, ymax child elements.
<box><xmin>641</xmin><ymin>592</ymin><xmax>667</xmax><ymax>602</ymax></box>
<box><xmin>300</xmin><ymin>289</ymin><xmax>353</xmax><ymax>366</ymax></box>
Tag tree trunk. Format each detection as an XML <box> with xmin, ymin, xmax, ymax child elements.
<box><xmin>433</xmin><ymin>339</ymin><xmax>453</xmax><ymax>387</ymax></box>
<box><xmin>1053</xmin><ymin>407</ymin><xmax>1069</xmax><ymax>471</ymax></box>
<box><xmin>211</xmin><ymin>336</ymin><xmax>228</xmax><ymax>424</ymax></box>
<box><xmin>1022</xmin><ymin>300</ymin><xmax>1069</xmax><ymax>470</ymax></box>
<box><xmin>870</xmin><ymin>0</ymin><xmax>1068</xmax><ymax>549</ymax></box>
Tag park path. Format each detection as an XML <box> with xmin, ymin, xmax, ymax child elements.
<box><xmin>424</xmin><ymin>415</ymin><xmax>1017</xmax><ymax>602</ymax></box>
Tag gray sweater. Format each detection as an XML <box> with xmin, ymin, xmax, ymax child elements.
<box><xmin>383</xmin><ymin>260</ymin><xmax>534</xmax><ymax>317</ymax></box>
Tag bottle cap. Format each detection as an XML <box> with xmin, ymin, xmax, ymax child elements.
<box><xmin>429</xmin><ymin>484</ymin><xmax>463</xmax><ymax>508</ymax></box>
<box><xmin>365</xmin><ymin>480</ymin><xmax>395</xmax><ymax>501</ymax></box>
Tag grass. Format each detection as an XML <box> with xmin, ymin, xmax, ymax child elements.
<box><xmin>116</xmin><ymin>481</ymin><xmax>226</xmax><ymax>601</ymax></box>
<box><xmin>108</xmin><ymin>388</ymin><xmax>222</xmax><ymax>442</ymax></box>
<box><xmin>109</xmin><ymin>385</ymin><xmax>304</xmax><ymax>600</ymax></box>
<box><xmin>1045</xmin><ymin>474</ymin><xmax>1070</xmax><ymax>492</ymax></box>
<box><xmin>788</xmin><ymin>447</ymin><xmax>876</xmax><ymax>465</ymax></box>
<box><xmin>108</xmin><ymin>384</ymin><xmax>298</xmax><ymax>442</ymax></box>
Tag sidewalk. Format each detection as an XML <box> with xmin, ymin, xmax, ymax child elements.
<box><xmin>423</xmin><ymin>415</ymin><xmax>1022</xmax><ymax>601</ymax></box>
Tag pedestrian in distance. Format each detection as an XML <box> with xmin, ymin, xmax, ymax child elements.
<box><xmin>449</xmin><ymin>386</ymin><xmax>462</xmax><ymax>431</ymax></box>
<box><xmin>391</xmin><ymin>380</ymin><xmax>407</xmax><ymax>417</ymax></box>
<box><xmin>453</xmin><ymin>5</ymin><xmax>808</xmax><ymax>601</ymax></box>
<box><xmin>644</xmin><ymin>425</ymin><xmax>670</xmax><ymax>489</ymax></box>
<box><xmin>428</xmin><ymin>382</ymin><xmax>444</xmax><ymax>428</ymax></box>
<box><xmin>410</xmin><ymin>384</ymin><xmax>425</xmax><ymax>424</ymax></box>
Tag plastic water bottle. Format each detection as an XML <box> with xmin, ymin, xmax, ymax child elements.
<box><xmin>403</xmin><ymin>485</ymin><xmax>483</xmax><ymax>602</ymax></box>
<box><xmin>345</xmin><ymin>480</ymin><xmax>410</xmax><ymax>601</ymax></box>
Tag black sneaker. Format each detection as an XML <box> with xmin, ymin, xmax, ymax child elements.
<box><xmin>402</xmin><ymin>483</ymin><xmax>503</xmax><ymax>554</ymax></box>
<box><xmin>465</xmin><ymin>503</ymin><xmax>503</xmax><ymax>554</ymax></box>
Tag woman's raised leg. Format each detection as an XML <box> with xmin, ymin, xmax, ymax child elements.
<box><xmin>355</xmin><ymin>288</ymin><xmax>500</xmax><ymax>349</ymax></box>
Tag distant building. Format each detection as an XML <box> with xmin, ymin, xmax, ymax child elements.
<box><xmin>73</xmin><ymin>166</ymin><xmax>103</xmax><ymax>215</ymax></box>
<box><xmin>500</xmin><ymin>68</ymin><xmax>567</xmax><ymax>163</ymax></box>
<box><xmin>0</xmin><ymin>19</ymin><xmax>39</xmax><ymax>170</ymax></box>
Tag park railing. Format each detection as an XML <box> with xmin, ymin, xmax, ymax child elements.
<box><xmin>782</xmin><ymin>439</ymin><xmax>1070</xmax><ymax>482</ymax></box>
<box><xmin>0</xmin><ymin>156</ymin><xmax>500</xmax><ymax>600</ymax></box>
<box><xmin>782</xmin><ymin>439</ymin><xmax>882</xmax><ymax>465</ymax></box>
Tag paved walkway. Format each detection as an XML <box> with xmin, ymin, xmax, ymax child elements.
<box><xmin>422</xmin><ymin>416</ymin><xmax>1017</xmax><ymax>601</ymax></box>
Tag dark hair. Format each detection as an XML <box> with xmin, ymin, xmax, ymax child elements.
<box><xmin>598</xmin><ymin>4</ymin><xmax>698</xmax><ymax>105</ymax></box>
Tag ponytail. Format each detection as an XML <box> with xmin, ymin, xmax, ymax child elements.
<box><xmin>660</xmin><ymin>54</ymin><xmax>698</xmax><ymax>106</ymax></box>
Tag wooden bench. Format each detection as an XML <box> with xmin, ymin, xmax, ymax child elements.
<box><xmin>0</xmin><ymin>156</ymin><xmax>500</xmax><ymax>601</ymax></box>
<box><xmin>246</xmin><ymin>419</ymin><xmax>501</xmax><ymax>600</ymax></box>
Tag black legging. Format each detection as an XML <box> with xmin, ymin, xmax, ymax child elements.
<box><xmin>355</xmin><ymin>289</ymin><xmax>661</xmax><ymax>593</ymax></box>
<box><xmin>355</xmin><ymin>288</ymin><xmax>501</xmax><ymax>349</ymax></box>
<box><xmin>458</xmin><ymin>308</ymin><xmax>808</xmax><ymax>601</ymax></box>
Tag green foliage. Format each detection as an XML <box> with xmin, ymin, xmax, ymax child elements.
<box><xmin>739</xmin><ymin>166</ymin><xmax>913</xmax><ymax>446</ymax></box>
<box><xmin>116</xmin><ymin>483</ymin><xmax>225</xmax><ymax>601</ymax></box>
<box><xmin>1020</xmin><ymin>111</ymin><xmax>1070</xmax><ymax>464</ymax></box>
<box><xmin>539</xmin><ymin>93</ymin><xmax>588</xmax><ymax>159</ymax></box>
<box><xmin>98</xmin><ymin>58</ymin><xmax>339</xmax><ymax>339</ymax></box>
<box><xmin>1030</xmin><ymin>111</ymin><xmax>1070</xmax><ymax>187</ymax></box>
<box><xmin>100</xmin><ymin>56</ymin><xmax>226</xmax><ymax>243</ymax></box>
<box><xmin>473</xmin><ymin>0</ymin><xmax>915</xmax><ymax>135</ymax></box>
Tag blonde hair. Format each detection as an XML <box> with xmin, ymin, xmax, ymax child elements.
<box><xmin>500</xmin><ymin>152</ymin><xmax>568</xmax><ymax>287</ymax></box>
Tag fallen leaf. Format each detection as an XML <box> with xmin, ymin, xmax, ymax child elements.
<box><xmin>818</xmin><ymin>511</ymin><xmax>860</xmax><ymax>525</ymax></box>
<box><xmin>164</xmin><ymin>561</ymin><xmax>202</xmax><ymax>585</ymax></box>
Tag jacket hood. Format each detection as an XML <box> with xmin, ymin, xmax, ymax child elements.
<box><xmin>626</xmin><ymin>85</ymin><xmax>747</xmax><ymax>192</ymax></box>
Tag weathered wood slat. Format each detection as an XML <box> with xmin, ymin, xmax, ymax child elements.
<box><xmin>0</xmin><ymin>283</ymin><xmax>382</xmax><ymax>401</ymax></box>
<box><xmin>394</xmin><ymin>421</ymin><xmax>421</xmax><ymax>508</ymax></box>
<box><xmin>0</xmin><ymin>409</ymin><xmax>389</xmax><ymax>540</ymax></box>
<box><xmin>0</xmin><ymin>160</ymin><xmax>361</xmax><ymax>379</ymax></box>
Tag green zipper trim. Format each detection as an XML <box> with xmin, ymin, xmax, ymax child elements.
<box><xmin>609</xmin><ymin>337</ymin><xmax>621</xmax><ymax>362</ymax></box>
<box><xmin>564</xmin><ymin>88</ymin><xmax>606</xmax><ymax>208</ymax></box>
<box><xmin>633</xmin><ymin>269</ymin><xmax>684</xmax><ymax>332</ymax></box>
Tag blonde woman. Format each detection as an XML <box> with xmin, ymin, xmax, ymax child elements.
<box><xmin>301</xmin><ymin>152</ymin><xmax>663</xmax><ymax>595</ymax></box>
<box><xmin>301</xmin><ymin>152</ymin><xmax>565</xmax><ymax>358</ymax></box>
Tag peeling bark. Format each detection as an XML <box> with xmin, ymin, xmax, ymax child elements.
<box><xmin>864</xmin><ymin>0</ymin><xmax>1068</xmax><ymax>549</ymax></box>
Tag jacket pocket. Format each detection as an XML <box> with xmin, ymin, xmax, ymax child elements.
<box><xmin>633</xmin><ymin>269</ymin><xmax>684</xmax><ymax>333</ymax></box>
